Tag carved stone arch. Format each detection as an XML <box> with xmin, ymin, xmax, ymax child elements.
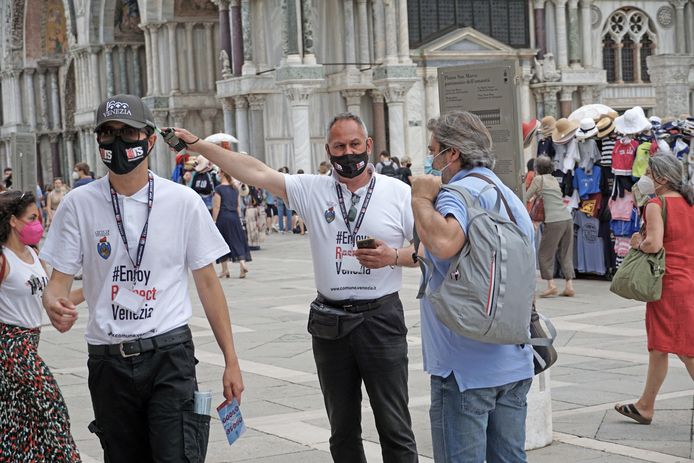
<box><xmin>62</xmin><ymin>0</ymin><xmax>78</xmax><ymax>45</ymax></box>
<box><xmin>138</xmin><ymin>0</ymin><xmax>175</xmax><ymax>24</ymax></box>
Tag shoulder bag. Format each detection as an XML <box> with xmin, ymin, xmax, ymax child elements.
<box><xmin>609</xmin><ymin>197</ymin><xmax>667</xmax><ymax>302</ymax></box>
<box><xmin>529</xmin><ymin>176</ymin><xmax>545</xmax><ymax>222</ymax></box>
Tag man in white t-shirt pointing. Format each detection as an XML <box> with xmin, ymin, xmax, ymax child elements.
<box><xmin>40</xmin><ymin>94</ymin><xmax>244</xmax><ymax>462</ymax></box>
<box><xmin>173</xmin><ymin>113</ymin><xmax>419</xmax><ymax>462</ymax></box>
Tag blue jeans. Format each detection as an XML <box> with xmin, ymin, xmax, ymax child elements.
<box><xmin>277</xmin><ymin>200</ymin><xmax>292</xmax><ymax>232</ymax></box>
<box><xmin>430</xmin><ymin>374</ymin><xmax>532</xmax><ymax>463</ymax></box>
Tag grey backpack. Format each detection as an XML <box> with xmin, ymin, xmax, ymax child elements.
<box><xmin>416</xmin><ymin>174</ymin><xmax>553</xmax><ymax>348</ymax></box>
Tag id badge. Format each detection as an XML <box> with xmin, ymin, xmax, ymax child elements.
<box><xmin>113</xmin><ymin>286</ymin><xmax>145</xmax><ymax>313</ymax></box>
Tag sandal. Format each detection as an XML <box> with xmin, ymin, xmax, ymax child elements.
<box><xmin>539</xmin><ymin>287</ymin><xmax>559</xmax><ymax>298</ymax></box>
<box><xmin>614</xmin><ymin>403</ymin><xmax>652</xmax><ymax>425</ymax></box>
<box><xmin>562</xmin><ymin>288</ymin><xmax>575</xmax><ymax>297</ymax></box>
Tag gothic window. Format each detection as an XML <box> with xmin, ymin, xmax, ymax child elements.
<box><xmin>408</xmin><ymin>0</ymin><xmax>530</xmax><ymax>49</ymax></box>
<box><xmin>601</xmin><ymin>8</ymin><xmax>657</xmax><ymax>84</ymax></box>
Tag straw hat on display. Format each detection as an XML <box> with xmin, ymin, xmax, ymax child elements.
<box><xmin>575</xmin><ymin>118</ymin><xmax>598</xmax><ymax>140</ymax></box>
<box><xmin>522</xmin><ymin>119</ymin><xmax>540</xmax><ymax>148</ymax></box>
<box><xmin>614</xmin><ymin>106</ymin><xmax>651</xmax><ymax>135</ymax></box>
<box><xmin>194</xmin><ymin>155</ymin><xmax>212</xmax><ymax>172</ymax></box>
<box><xmin>597</xmin><ymin>115</ymin><xmax>616</xmax><ymax>138</ymax></box>
<box><xmin>539</xmin><ymin>116</ymin><xmax>556</xmax><ymax>137</ymax></box>
<box><xmin>552</xmin><ymin>118</ymin><xmax>579</xmax><ymax>144</ymax></box>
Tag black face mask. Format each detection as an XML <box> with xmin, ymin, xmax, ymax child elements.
<box><xmin>329</xmin><ymin>152</ymin><xmax>369</xmax><ymax>178</ymax></box>
<box><xmin>99</xmin><ymin>138</ymin><xmax>151</xmax><ymax>175</ymax></box>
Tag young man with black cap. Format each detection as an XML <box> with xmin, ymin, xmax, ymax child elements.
<box><xmin>40</xmin><ymin>94</ymin><xmax>244</xmax><ymax>461</ymax></box>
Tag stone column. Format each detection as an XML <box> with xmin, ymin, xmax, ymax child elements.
<box><xmin>397</xmin><ymin>0</ymin><xmax>411</xmax><ymax>63</ymax></box>
<box><xmin>37</xmin><ymin>69</ymin><xmax>49</xmax><ymax>131</ymax></box>
<box><xmin>151</xmin><ymin>110</ymin><xmax>169</xmax><ymax>175</ymax></box>
<box><xmin>341</xmin><ymin>89</ymin><xmax>364</xmax><ymax>115</ymax></box>
<box><xmin>534</xmin><ymin>0</ymin><xmax>546</xmax><ymax>58</ymax></box>
<box><xmin>356</xmin><ymin>0</ymin><xmax>370</xmax><ymax>68</ymax></box>
<box><xmin>579</xmin><ymin>0</ymin><xmax>592</xmax><ymax>67</ymax></box>
<box><xmin>143</xmin><ymin>26</ymin><xmax>153</xmax><ymax>96</ymax></box>
<box><xmin>241</xmin><ymin>0</ymin><xmax>256</xmax><ymax>73</ymax></box>
<box><xmin>65</xmin><ymin>132</ymin><xmax>75</xmax><ymax>174</ymax></box>
<box><xmin>150</xmin><ymin>24</ymin><xmax>161</xmax><ymax>95</ymax></box>
<box><xmin>343</xmin><ymin>0</ymin><xmax>357</xmax><ymax>70</ymax></box>
<box><xmin>222</xmin><ymin>97</ymin><xmax>236</xmax><ymax>136</ymax></box>
<box><xmin>383</xmin><ymin>86</ymin><xmax>408</xmax><ymax>157</ymax></box>
<box><xmin>384</xmin><ymin>0</ymin><xmax>398</xmax><ymax>64</ymax></box>
<box><xmin>89</xmin><ymin>47</ymin><xmax>101</xmax><ymax>105</ymax></box>
<box><xmin>247</xmin><ymin>95</ymin><xmax>266</xmax><ymax>162</ymax></box>
<box><xmin>372</xmin><ymin>0</ymin><xmax>386</xmax><ymax>64</ymax></box>
<box><xmin>117</xmin><ymin>45</ymin><xmax>128</xmax><ymax>94</ymax></box>
<box><xmin>184</xmin><ymin>24</ymin><xmax>196</xmax><ymax>92</ymax></box>
<box><xmin>49</xmin><ymin>133</ymin><xmax>61</xmax><ymax>179</ymax></box>
<box><xmin>23</xmin><ymin>68</ymin><xmax>36</xmax><ymax>130</ymax></box>
<box><xmin>521</xmin><ymin>62</ymin><xmax>533</xmax><ymax>122</ymax></box>
<box><xmin>49</xmin><ymin>68</ymin><xmax>61</xmax><ymax>131</ymax></box>
<box><xmin>284</xmin><ymin>88</ymin><xmax>312</xmax><ymax>172</ymax></box>
<box><xmin>230</xmin><ymin>0</ymin><xmax>244</xmax><ymax>76</ymax></box>
<box><xmin>234</xmin><ymin>96</ymin><xmax>250</xmax><ymax>153</ymax></box>
<box><xmin>647</xmin><ymin>54</ymin><xmax>693</xmax><ymax>117</ymax></box>
<box><xmin>424</xmin><ymin>74</ymin><xmax>439</xmax><ymax>124</ymax></box>
<box><xmin>542</xmin><ymin>86</ymin><xmax>560</xmax><ymax>118</ymax></box>
<box><xmin>170</xmin><ymin>109</ymin><xmax>187</xmax><ymax>132</ymax></box>
<box><xmin>104</xmin><ymin>45</ymin><xmax>115</xmax><ymax>97</ymax></box>
<box><xmin>215</xmin><ymin>0</ymin><xmax>233</xmax><ymax>65</ymax></box>
<box><xmin>614</xmin><ymin>43</ymin><xmax>623</xmax><ymax>83</ymax></box>
<box><xmin>167</xmin><ymin>23</ymin><xmax>180</xmax><ymax>94</ymax></box>
<box><xmin>205</xmin><ymin>23</ymin><xmax>216</xmax><ymax>91</ymax></box>
<box><xmin>671</xmin><ymin>0</ymin><xmax>687</xmax><ymax>54</ymax></box>
<box><xmin>130</xmin><ymin>44</ymin><xmax>142</xmax><ymax>96</ymax></box>
<box><xmin>554</xmin><ymin>0</ymin><xmax>569</xmax><ymax>68</ymax></box>
<box><xmin>567</xmin><ymin>0</ymin><xmax>580</xmax><ymax>68</ymax></box>
<box><xmin>633</xmin><ymin>42</ymin><xmax>642</xmax><ymax>83</ymax></box>
<box><xmin>301</xmin><ymin>0</ymin><xmax>316</xmax><ymax>64</ymax></box>
<box><xmin>559</xmin><ymin>86</ymin><xmax>576</xmax><ymax>117</ymax></box>
<box><xmin>10</xmin><ymin>71</ymin><xmax>23</xmax><ymax>125</ymax></box>
<box><xmin>371</xmin><ymin>90</ymin><xmax>387</xmax><ymax>158</ymax></box>
<box><xmin>200</xmin><ymin>109</ymin><xmax>218</xmax><ymax>137</ymax></box>
<box><xmin>282</xmin><ymin>0</ymin><xmax>302</xmax><ymax>63</ymax></box>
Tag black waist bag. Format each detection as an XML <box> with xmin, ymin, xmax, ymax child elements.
<box><xmin>307</xmin><ymin>299</ymin><xmax>365</xmax><ymax>340</ymax></box>
<box><xmin>530</xmin><ymin>305</ymin><xmax>558</xmax><ymax>375</ymax></box>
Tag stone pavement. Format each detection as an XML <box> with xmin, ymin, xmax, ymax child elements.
<box><xmin>39</xmin><ymin>232</ymin><xmax>694</xmax><ymax>462</ymax></box>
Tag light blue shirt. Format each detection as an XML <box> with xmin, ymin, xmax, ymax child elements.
<box><xmin>420</xmin><ymin>167</ymin><xmax>535</xmax><ymax>392</ymax></box>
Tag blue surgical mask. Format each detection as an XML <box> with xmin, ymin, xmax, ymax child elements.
<box><xmin>424</xmin><ymin>147</ymin><xmax>450</xmax><ymax>176</ymax></box>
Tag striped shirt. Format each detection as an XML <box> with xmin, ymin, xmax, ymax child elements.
<box><xmin>600</xmin><ymin>138</ymin><xmax>616</xmax><ymax>167</ymax></box>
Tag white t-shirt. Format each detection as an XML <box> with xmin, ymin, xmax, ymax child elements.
<box><xmin>40</xmin><ymin>172</ymin><xmax>229</xmax><ymax>345</ymax></box>
<box><xmin>285</xmin><ymin>168</ymin><xmax>413</xmax><ymax>300</ymax></box>
<box><xmin>0</xmin><ymin>247</ymin><xmax>47</xmax><ymax>329</ymax></box>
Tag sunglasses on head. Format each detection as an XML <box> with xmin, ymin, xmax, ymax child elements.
<box><xmin>95</xmin><ymin>126</ymin><xmax>148</xmax><ymax>144</ymax></box>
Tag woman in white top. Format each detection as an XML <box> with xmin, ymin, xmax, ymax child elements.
<box><xmin>0</xmin><ymin>190</ymin><xmax>81</xmax><ymax>462</ymax></box>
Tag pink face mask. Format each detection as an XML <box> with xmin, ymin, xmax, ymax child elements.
<box><xmin>17</xmin><ymin>219</ymin><xmax>44</xmax><ymax>246</ymax></box>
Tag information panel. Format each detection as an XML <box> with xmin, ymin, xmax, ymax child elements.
<box><xmin>438</xmin><ymin>60</ymin><xmax>523</xmax><ymax>195</ymax></box>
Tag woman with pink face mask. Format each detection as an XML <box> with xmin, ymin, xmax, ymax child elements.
<box><xmin>0</xmin><ymin>191</ymin><xmax>82</xmax><ymax>461</ymax></box>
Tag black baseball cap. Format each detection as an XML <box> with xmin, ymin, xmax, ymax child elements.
<box><xmin>95</xmin><ymin>94</ymin><xmax>156</xmax><ymax>131</ymax></box>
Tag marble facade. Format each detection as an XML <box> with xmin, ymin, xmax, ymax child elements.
<box><xmin>0</xmin><ymin>0</ymin><xmax>693</xmax><ymax>188</ymax></box>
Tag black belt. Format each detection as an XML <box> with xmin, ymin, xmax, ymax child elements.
<box><xmin>316</xmin><ymin>292</ymin><xmax>399</xmax><ymax>313</ymax></box>
<box><xmin>88</xmin><ymin>325</ymin><xmax>192</xmax><ymax>358</ymax></box>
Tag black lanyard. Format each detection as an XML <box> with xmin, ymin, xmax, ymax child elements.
<box><xmin>335</xmin><ymin>176</ymin><xmax>376</xmax><ymax>243</ymax></box>
<box><xmin>109</xmin><ymin>172</ymin><xmax>154</xmax><ymax>275</ymax></box>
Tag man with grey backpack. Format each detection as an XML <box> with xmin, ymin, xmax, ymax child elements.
<box><xmin>411</xmin><ymin>111</ymin><xmax>536</xmax><ymax>462</ymax></box>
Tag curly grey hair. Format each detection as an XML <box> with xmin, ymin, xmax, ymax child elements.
<box><xmin>426</xmin><ymin>111</ymin><xmax>495</xmax><ymax>170</ymax></box>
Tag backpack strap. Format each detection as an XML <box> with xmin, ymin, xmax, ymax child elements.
<box><xmin>463</xmin><ymin>173</ymin><xmax>518</xmax><ymax>224</ymax></box>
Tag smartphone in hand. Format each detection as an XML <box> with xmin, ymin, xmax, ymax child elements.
<box><xmin>356</xmin><ymin>238</ymin><xmax>377</xmax><ymax>249</ymax></box>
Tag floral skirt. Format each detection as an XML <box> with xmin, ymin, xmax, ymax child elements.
<box><xmin>0</xmin><ymin>322</ymin><xmax>81</xmax><ymax>462</ymax></box>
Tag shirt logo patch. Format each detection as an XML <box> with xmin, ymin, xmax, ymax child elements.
<box><xmin>97</xmin><ymin>236</ymin><xmax>112</xmax><ymax>260</ymax></box>
<box><xmin>324</xmin><ymin>207</ymin><xmax>335</xmax><ymax>223</ymax></box>
<box><xmin>100</xmin><ymin>148</ymin><xmax>112</xmax><ymax>161</ymax></box>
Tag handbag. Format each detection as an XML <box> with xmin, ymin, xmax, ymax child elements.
<box><xmin>609</xmin><ymin>197</ymin><xmax>667</xmax><ymax>302</ymax></box>
<box><xmin>529</xmin><ymin>176</ymin><xmax>545</xmax><ymax>222</ymax></box>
